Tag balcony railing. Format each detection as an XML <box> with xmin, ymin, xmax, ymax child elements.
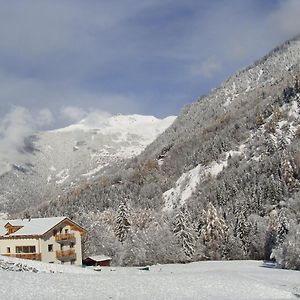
<box><xmin>55</xmin><ymin>233</ymin><xmax>75</xmax><ymax>244</ymax></box>
<box><xmin>3</xmin><ymin>253</ymin><xmax>42</xmax><ymax>261</ymax></box>
<box><xmin>56</xmin><ymin>249</ymin><xmax>76</xmax><ymax>261</ymax></box>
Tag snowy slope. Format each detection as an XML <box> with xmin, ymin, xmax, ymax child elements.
<box><xmin>163</xmin><ymin>143</ymin><xmax>246</xmax><ymax>210</ymax></box>
<box><xmin>0</xmin><ymin>114</ymin><xmax>175</xmax><ymax>214</ymax></box>
<box><xmin>162</xmin><ymin>92</ymin><xmax>300</xmax><ymax>211</ymax></box>
<box><xmin>0</xmin><ymin>259</ymin><xmax>299</xmax><ymax>300</ymax></box>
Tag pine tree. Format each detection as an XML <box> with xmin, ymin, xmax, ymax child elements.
<box><xmin>277</xmin><ymin>209</ymin><xmax>289</xmax><ymax>245</ymax></box>
<box><xmin>294</xmin><ymin>75</ymin><xmax>300</xmax><ymax>94</ymax></box>
<box><xmin>254</xmin><ymin>183</ymin><xmax>264</xmax><ymax>215</ymax></box>
<box><xmin>173</xmin><ymin>206</ymin><xmax>196</xmax><ymax>259</ymax></box>
<box><xmin>196</xmin><ymin>209</ymin><xmax>206</xmax><ymax>237</ymax></box>
<box><xmin>114</xmin><ymin>200</ymin><xmax>131</xmax><ymax>243</ymax></box>
<box><xmin>264</xmin><ymin>211</ymin><xmax>278</xmax><ymax>260</ymax></box>
<box><xmin>201</xmin><ymin>202</ymin><xmax>227</xmax><ymax>260</ymax></box>
<box><xmin>267</xmin><ymin>175</ymin><xmax>283</xmax><ymax>205</ymax></box>
<box><xmin>256</xmin><ymin>111</ymin><xmax>265</xmax><ymax>127</ymax></box>
<box><xmin>236</xmin><ymin>209</ymin><xmax>251</xmax><ymax>257</ymax></box>
<box><xmin>281</xmin><ymin>154</ymin><xmax>298</xmax><ymax>191</ymax></box>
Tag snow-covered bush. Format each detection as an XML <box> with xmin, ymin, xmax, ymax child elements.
<box><xmin>0</xmin><ymin>259</ymin><xmax>38</xmax><ymax>273</ymax></box>
<box><xmin>272</xmin><ymin>223</ymin><xmax>300</xmax><ymax>270</ymax></box>
<box><xmin>173</xmin><ymin>206</ymin><xmax>197</xmax><ymax>259</ymax></box>
<box><xmin>201</xmin><ymin>203</ymin><xmax>227</xmax><ymax>260</ymax></box>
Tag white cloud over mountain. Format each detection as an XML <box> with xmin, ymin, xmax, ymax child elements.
<box><xmin>0</xmin><ymin>0</ymin><xmax>299</xmax><ymax>124</ymax></box>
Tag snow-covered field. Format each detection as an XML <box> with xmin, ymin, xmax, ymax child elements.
<box><xmin>0</xmin><ymin>257</ymin><xmax>299</xmax><ymax>300</ymax></box>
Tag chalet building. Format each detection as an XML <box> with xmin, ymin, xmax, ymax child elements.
<box><xmin>0</xmin><ymin>217</ymin><xmax>86</xmax><ymax>266</ymax></box>
<box><xmin>83</xmin><ymin>255</ymin><xmax>112</xmax><ymax>267</ymax></box>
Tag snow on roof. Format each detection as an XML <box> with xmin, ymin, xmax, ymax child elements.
<box><xmin>86</xmin><ymin>255</ymin><xmax>112</xmax><ymax>262</ymax></box>
<box><xmin>0</xmin><ymin>217</ymin><xmax>67</xmax><ymax>237</ymax></box>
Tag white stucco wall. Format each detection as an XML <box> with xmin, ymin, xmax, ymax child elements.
<box><xmin>40</xmin><ymin>223</ymin><xmax>83</xmax><ymax>265</ymax></box>
<box><xmin>0</xmin><ymin>238</ymin><xmax>40</xmax><ymax>255</ymax></box>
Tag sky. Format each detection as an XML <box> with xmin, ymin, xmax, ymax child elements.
<box><xmin>0</xmin><ymin>0</ymin><xmax>300</xmax><ymax>131</ymax></box>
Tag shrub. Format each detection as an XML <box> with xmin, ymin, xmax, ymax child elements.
<box><xmin>272</xmin><ymin>223</ymin><xmax>300</xmax><ymax>270</ymax></box>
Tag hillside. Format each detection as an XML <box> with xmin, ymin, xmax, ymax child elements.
<box><xmin>33</xmin><ymin>36</ymin><xmax>300</xmax><ymax>268</ymax></box>
<box><xmin>0</xmin><ymin>114</ymin><xmax>175</xmax><ymax>215</ymax></box>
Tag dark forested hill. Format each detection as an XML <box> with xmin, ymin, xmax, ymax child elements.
<box><xmin>33</xmin><ymin>36</ymin><xmax>300</xmax><ymax>269</ymax></box>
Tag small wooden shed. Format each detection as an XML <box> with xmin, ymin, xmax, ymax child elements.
<box><xmin>83</xmin><ymin>255</ymin><xmax>112</xmax><ymax>267</ymax></box>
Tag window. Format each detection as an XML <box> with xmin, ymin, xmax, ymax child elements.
<box><xmin>48</xmin><ymin>244</ymin><xmax>53</xmax><ymax>252</ymax></box>
<box><xmin>16</xmin><ymin>246</ymin><xmax>36</xmax><ymax>253</ymax></box>
<box><xmin>7</xmin><ymin>247</ymin><xmax>10</xmax><ymax>253</ymax></box>
<box><xmin>71</xmin><ymin>260</ymin><xmax>75</xmax><ymax>265</ymax></box>
<box><xmin>65</xmin><ymin>228</ymin><xmax>69</xmax><ymax>234</ymax></box>
<box><xmin>70</xmin><ymin>242</ymin><xmax>75</xmax><ymax>248</ymax></box>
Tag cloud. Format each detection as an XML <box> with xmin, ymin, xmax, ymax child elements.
<box><xmin>60</xmin><ymin>106</ymin><xmax>88</xmax><ymax>123</ymax></box>
<box><xmin>60</xmin><ymin>106</ymin><xmax>114</xmax><ymax>127</ymax></box>
<box><xmin>0</xmin><ymin>0</ymin><xmax>299</xmax><ymax>123</ymax></box>
<box><xmin>0</xmin><ymin>67</ymin><xmax>139</xmax><ymax>126</ymax></box>
<box><xmin>268</xmin><ymin>0</ymin><xmax>300</xmax><ymax>38</ymax></box>
<box><xmin>80</xmin><ymin>111</ymin><xmax>112</xmax><ymax>128</ymax></box>
<box><xmin>198</xmin><ymin>58</ymin><xmax>223</xmax><ymax>79</ymax></box>
<box><xmin>0</xmin><ymin>107</ymin><xmax>53</xmax><ymax>176</ymax></box>
<box><xmin>36</xmin><ymin>109</ymin><xmax>54</xmax><ymax>127</ymax></box>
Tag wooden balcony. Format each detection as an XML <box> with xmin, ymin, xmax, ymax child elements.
<box><xmin>56</xmin><ymin>249</ymin><xmax>76</xmax><ymax>262</ymax></box>
<box><xmin>3</xmin><ymin>253</ymin><xmax>41</xmax><ymax>261</ymax></box>
<box><xmin>55</xmin><ymin>233</ymin><xmax>75</xmax><ymax>244</ymax></box>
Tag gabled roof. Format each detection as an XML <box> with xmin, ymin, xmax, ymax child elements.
<box><xmin>4</xmin><ymin>222</ymin><xmax>13</xmax><ymax>228</ymax></box>
<box><xmin>0</xmin><ymin>217</ymin><xmax>86</xmax><ymax>237</ymax></box>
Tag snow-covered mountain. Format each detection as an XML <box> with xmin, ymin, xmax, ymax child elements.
<box><xmin>33</xmin><ymin>36</ymin><xmax>300</xmax><ymax>268</ymax></box>
<box><xmin>0</xmin><ymin>114</ymin><xmax>175</xmax><ymax>214</ymax></box>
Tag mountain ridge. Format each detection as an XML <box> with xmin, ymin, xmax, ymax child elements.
<box><xmin>11</xmin><ymin>36</ymin><xmax>300</xmax><ymax>268</ymax></box>
<box><xmin>0</xmin><ymin>114</ymin><xmax>175</xmax><ymax>215</ymax></box>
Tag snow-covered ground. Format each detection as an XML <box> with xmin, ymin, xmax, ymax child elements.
<box><xmin>0</xmin><ymin>257</ymin><xmax>299</xmax><ymax>300</ymax></box>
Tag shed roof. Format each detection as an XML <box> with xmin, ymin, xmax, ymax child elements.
<box><xmin>85</xmin><ymin>255</ymin><xmax>112</xmax><ymax>262</ymax></box>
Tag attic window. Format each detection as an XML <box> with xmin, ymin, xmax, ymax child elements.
<box><xmin>5</xmin><ymin>224</ymin><xmax>23</xmax><ymax>235</ymax></box>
